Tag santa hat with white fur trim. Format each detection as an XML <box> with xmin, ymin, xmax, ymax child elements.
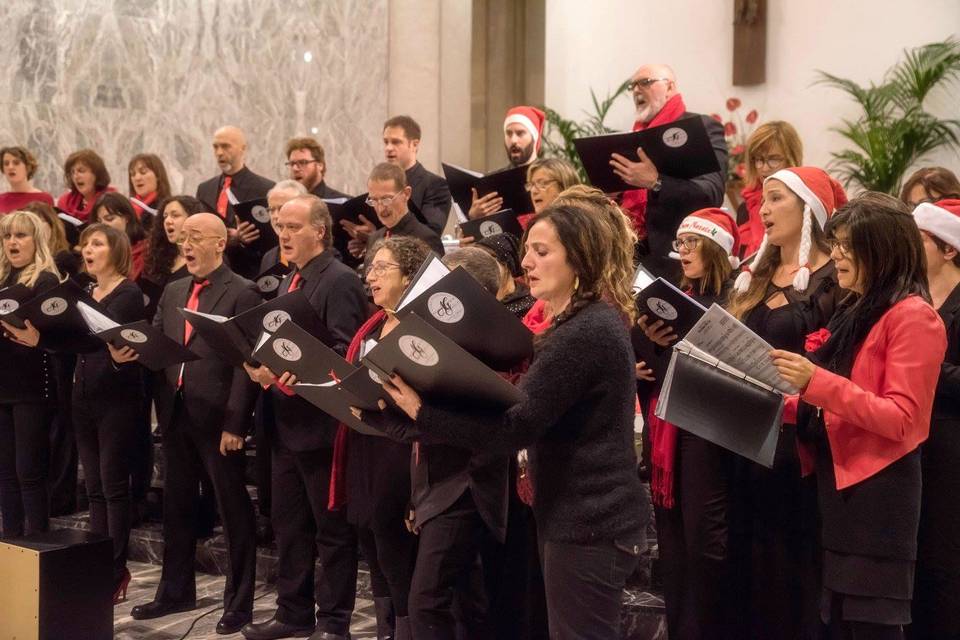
<box><xmin>733</xmin><ymin>167</ymin><xmax>847</xmax><ymax>293</ymax></box>
<box><xmin>504</xmin><ymin>106</ymin><xmax>546</xmax><ymax>155</ymax></box>
<box><xmin>670</xmin><ymin>208</ymin><xmax>742</xmax><ymax>268</ymax></box>
<box><xmin>913</xmin><ymin>199</ymin><xmax>960</xmax><ymax>250</ymax></box>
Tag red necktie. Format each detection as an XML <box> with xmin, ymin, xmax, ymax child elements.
<box><xmin>288</xmin><ymin>272</ymin><xmax>302</xmax><ymax>291</ymax></box>
<box><xmin>183</xmin><ymin>279</ymin><xmax>210</xmax><ymax>345</ymax></box>
<box><xmin>178</xmin><ymin>279</ymin><xmax>209</xmax><ymax>389</ymax></box>
<box><xmin>216</xmin><ymin>175</ymin><xmax>232</xmax><ymax>219</ymax></box>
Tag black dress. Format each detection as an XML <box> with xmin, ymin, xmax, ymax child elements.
<box><xmin>345</xmin><ymin>317</ymin><xmax>417</xmax><ymax>617</ymax></box>
<box><xmin>732</xmin><ymin>262</ymin><xmax>841</xmax><ymax>640</ymax></box>
<box><xmin>911</xmin><ymin>282</ymin><xmax>960</xmax><ymax>637</ymax></box>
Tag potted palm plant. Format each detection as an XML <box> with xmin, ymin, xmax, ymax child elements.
<box><xmin>817</xmin><ymin>37</ymin><xmax>960</xmax><ymax>195</ymax></box>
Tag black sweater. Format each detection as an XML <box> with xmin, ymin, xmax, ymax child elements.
<box><xmin>415</xmin><ymin>301</ymin><xmax>650</xmax><ymax>544</ymax></box>
<box><xmin>0</xmin><ymin>269</ymin><xmax>59</xmax><ymax>404</ymax></box>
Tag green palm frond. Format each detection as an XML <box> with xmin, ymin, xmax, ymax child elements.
<box><xmin>817</xmin><ymin>38</ymin><xmax>960</xmax><ymax>194</ymax></box>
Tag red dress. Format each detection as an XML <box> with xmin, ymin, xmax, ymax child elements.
<box><xmin>0</xmin><ymin>191</ymin><xmax>55</xmax><ymax>214</ymax></box>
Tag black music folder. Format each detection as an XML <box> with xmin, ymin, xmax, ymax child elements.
<box><xmin>394</xmin><ymin>253</ymin><xmax>450</xmax><ymax>311</ymax></box>
<box><xmin>635</xmin><ymin>277</ymin><xmax>707</xmax><ymax>341</ymax></box>
<box><xmin>361</xmin><ymin>312</ymin><xmax>521</xmax><ymax>409</ymax></box>
<box><xmin>325</xmin><ymin>194</ymin><xmax>382</xmax><ymax>268</ymax></box>
<box><xmin>573</xmin><ymin>116</ymin><xmax>721</xmax><ymax>194</ymax></box>
<box><xmin>179</xmin><ymin>289</ymin><xmax>330</xmax><ymax>367</ymax></box>
<box><xmin>77</xmin><ymin>302</ymin><xmax>199</xmax><ymax>371</ymax></box>
<box><xmin>397</xmin><ymin>266</ymin><xmax>533</xmax><ymax>370</ymax></box>
<box><xmin>442</xmin><ymin>163</ymin><xmax>534</xmax><ymax>216</ymax></box>
<box><xmin>234</xmin><ymin>198</ymin><xmax>277</xmax><ymax>253</ymax></box>
<box><xmin>458</xmin><ymin>208</ymin><xmax>523</xmax><ymax>241</ymax></box>
<box><xmin>655</xmin><ymin>345</ymin><xmax>782</xmax><ymax>468</ymax></box>
<box><xmin>252</xmin><ymin>320</ymin><xmax>387</xmax><ymax>436</ymax></box>
<box><xmin>56</xmin><ymin>210</ymin><xmax>85</xmax><ymax>247</ymax></box>
<box><xmin>254</xmin><ymin>261</ymin><xmax>293</xmax><ymax>299</ymax></box>
<box><xmin>2</xmin><ymin>279</ymin><xmax>102</xmax><ymax>351</ymax></box>
<box><xmin>0</xmin><ymin>283</ymin><xmax>34</xmax><ymax>316</ymax></box>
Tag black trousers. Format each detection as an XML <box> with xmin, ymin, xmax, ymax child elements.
<box><xmin>0</xmin><ymin>402</ymin><xmax>51</xmax><ymax>537</ymax></box>
<box><xmin>409</xmin><ymin>492</ymin><xmax>489</xmax><ymax>639</ymax></box>
<box><xmin>253</xmin><ymin>392</ymin><xmax>273</xmax><ymax>518</ymax></box>
<box><xmin>540</xmin><ymin>537</ymin><xmax>641</xmax><ymax>640</ymax></box>
<box><xmin>155</xmin><ymin>401</ymin><xmax>256</xmax><ymax>614</ymax></box>
<box><xmin>355</xmin><ymin>514</ymin><xmax>417</xmax><ymax>618</ymax></box>
<box><xmin>130</xmin><ymin>371</ymin><xmax>156</xmax><ymax>511</ymax></box>
<box><xmin>655</xmin><ymin>431</ymin><xmax>735</xmax><ymax>640</ymax></box>
<box><xmin>73</xmin><ymin>390</ymin><xmax>139</xmax><ymax>585</ymax></box>
<box><xmin>826</xmin><ymin>594</ymin><xmax>905</xmax><ymax>640</ymax></box>
<box><xmin>48</xmin><ymin>352</ymin><xmax>77</xmax><ymax>516</ymax></box>
<box><xmin>272</xmin><ymin>444</ymin><xmax>357</xmax><ymax>634</ymax></box>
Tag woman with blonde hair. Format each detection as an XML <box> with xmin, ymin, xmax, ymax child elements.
<box><xmin>0</xmin><ymin>211</ymin><xmax>62</xmax><ymax>537</ymax></box>
<box><xmin>738</xmin><ymin>121</ymin><xmax>803</xmax><ymax>259</ymax></box>
<box><xmin>376</xmin><ymin>195</ymin><xmax>651</xmax><ymax>638</ymax></box>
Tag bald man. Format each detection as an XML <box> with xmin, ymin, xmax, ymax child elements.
<box><xmin>196</xmin><ymin>125</ymin><xmax>276</xmax><ymax>278</ymax></box>
<box><xmin>130</xmin><ymin>212</ymin><xmax>263</xmax><ymax>634</ymax></box>
<box><xmin>609</xmin><ymin>63</ymin><xmax>727</xmax><ymax>283</ymax></box>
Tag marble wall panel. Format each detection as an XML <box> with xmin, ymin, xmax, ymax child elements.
<box><xmin>0</xmin><ymin>0</ymin><xmax>388</xmax><ymax>198</ymax></box>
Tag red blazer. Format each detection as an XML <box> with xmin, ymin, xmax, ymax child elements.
<box><xmin>799</xmin><ymin>295</ymin><xmax>946</xmax><ymax>489</ymax></box>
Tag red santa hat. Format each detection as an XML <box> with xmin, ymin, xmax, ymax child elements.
<box><xmin>913</xmin><ymin>199</ymin><xmax>960</xmax><ymax>251</ymax></box>
<box><xmin>734</xmin><ymin>167</ymin><xmax>847</xmax><ymax>293</ymax></box>
<box><xmin>504</xmin><ymin>106</ymin><xmax>546</xmax><ymax>153</ymax></box>
<box><xmin>671</xmin><ymin>208</ymin><xmax>742</xmax><ymax>268</ymax></box>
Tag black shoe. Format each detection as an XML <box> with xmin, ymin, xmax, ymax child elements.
<box><xmin>308</xmin><ymin>632</ymin><xmax>351</xmax><ymax>640</ymax></box>
<box><xmin>241</xmin><ymin>616</ymin><xmax>315</xmax><ymax>640</ymax></box>
<box><xmin>217</xmin><ymin>611</ymin><xmax>253</xmax><ymax>635</ymax></box>
<box><xmin>130</xmin><ymin>599</ymin><xmax>196</xmax><ymax>620</ymax></box>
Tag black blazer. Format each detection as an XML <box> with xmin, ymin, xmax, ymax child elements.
<box><xmin>640</xmin><ymin>113</ymin><xmax>728</xmax><ymax>283</ymax></box>
<box><xmin>406</xmin><ymin>162</ymin><xmax>452</xmax><ymax>235</ymax></box>
<box><xmin>363</xmin><ymin>212</ymin><xmax>445</xmax><ymax>267</ymax></box>
<box><xmin>269</xmin><ymin>250</ymin><xmax>369</xmax><ymax>452</ymax></box>
<box><xmin>73</xmin><ymin>279</ymin><xmax>144</xmax><ymax>401</ymax></box>
<box><xmin>196</xmin><ymin>166</ymin><xmax>276</xmax><ymax>279</ymax></box>
<box><xmin>0</xmin><ymin>269</ymin><xmax>59</xmax><ymax>404</ymax></box>
<box><xmin>310</xmin><ymin>181</ymin><xmax>349</xmax><ymax>200</ymax></box>
<box><xmin>152</xmin><ymin>263</ymin><xmax>262</xmax><ymax>436</ymax></box>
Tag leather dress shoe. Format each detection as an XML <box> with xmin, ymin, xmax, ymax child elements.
<box><xmin>217</xmin><ymin>611</ymin><xmax>253</xmax><ymax>635</ymax></box>
<box><xmin>241</xmin><ymin>616</ymin><xmax>315</xmax><ymax>640</ymax></box>
<box><xmin>130</xmin><ymin>599</ymin><xmax>196</xmax><ymax>620</ymax></box>
<box><xmin>308</xmin><ymin>631</ymin><xmax>351</xmax><ymax>640</ymax></box>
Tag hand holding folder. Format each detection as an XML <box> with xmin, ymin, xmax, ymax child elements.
<box><xmin>77</xmin><ymin>302</ymin><xmax>199</xmax><ymax>371</ymax></box>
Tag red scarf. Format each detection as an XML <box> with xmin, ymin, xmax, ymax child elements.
<box><xmin>620</xmin><ymin>94</ymin><xmax>688</xmax><ymax>237</ymax></box>
<box><xmin>738</xmin><ymin>181</ymin><xmax>764</xmax><ymax>258</ymax></box>
<box><xmin>130</xmin><ymin>240</ymin><xmax>148</xmax><ymax>281</ymax></box>
<box><xmin>328</xmin><ymin>309</ymin><xmax>388</xmax><ymax>510</ymax></box>
<box><xmin>130</xmin><ymin>191</ymin><xmax>158</xmax><ymax>220</ymax></box>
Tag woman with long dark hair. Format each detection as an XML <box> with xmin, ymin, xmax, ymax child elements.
<box><xmin>376</xmin><ymin>199</ymin><xmax>650</xmax><ymax>638</ymax></box>
<box><xmin>772</xmin><ymin>193</ymin><xmax>946</xmax><ymax>639</ymax></box>
<box><xmin>637</xmin><ymin>208</ymin><xmax>739</xmax><ymax>639</ymax></box>
<box><xmin>91</xmin><ymin>193</ymin><xmax>148</xmax><ymax>281</ymax></box>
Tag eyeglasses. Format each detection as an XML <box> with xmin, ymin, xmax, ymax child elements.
<box><xmin>671</xmin><ymin>237</ymin><xmax>703</xmax><ymax>252</ymax></box>
<box><xmin>753</xmin><ymin>155</ymin><xmax>786</xmax><ymax>169</ymax></box>
<box><xmin>627</xmin><ymin>77</ymin><xmax>670</xmax><ymax>91</ymax></box>
<box><xmin>284</xmin><ymin>160</ymin><xmax>317</xmax><ymax>169</ymax></box>
<box><xmin>365</xmin><ymin>193</ymin><xmax>401</xmax><ymax>208</ymax></box>
<box><xmin>176</xmin><ymin>233</ymin><xmax>221</xmax><ymax>247</ymax></box>
<box><xmin>367</xmin><ymin>261</ymin><xmax>400</xmax><ymax>276</ymax></box>
<box><xmin>828</xmin><ymin>238</ymin><xmax>853</xmax><ymax>256</ymax></box>
<box><xmin>524</xmin><ymin>179</ymin><xmax>559</xmax><ymax>192</ymax></box>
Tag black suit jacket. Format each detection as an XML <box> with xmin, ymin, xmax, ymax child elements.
<box><xmin>639</xmin><ymin>113</ymin><xmax>728</xmax><ymax>283</ymax></box>
<box><xmin>196</xmin><ymin>166</ymin><xmax>276</xmax><ymax>279</ymax></box>
<box><xmin>152</xmin><ymin>263</ymin><xmax>262</xmax><ymax>436</ymax></box>
<box><xmin>310</xmin><ymin>181</ymin><xmax>348</xmax><ymax>200</ymax></box>
<box><xmin>363</xmin><ymin>212</ymin><xmax>445</xmax><ymax>268</ymax></box>
<box><xmin>270</xmin><ymin>250</ymin><xmax>369</xmax><ymax>452</ymax></box>
<box><xmin>406</xmin><ymin>162</ymin><xmax>452</xmax><ymax>235</ymax></box>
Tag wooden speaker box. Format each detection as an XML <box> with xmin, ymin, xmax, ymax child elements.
<box><xmin>0</xmin><ymin>529</ymin><xmax>112</xmax><ymax>640</ymax></box>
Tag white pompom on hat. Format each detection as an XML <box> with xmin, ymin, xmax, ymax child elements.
<box><xmin>670</xmin><ymin>207</ymin><xmax>742</xmax><ymax>268</ymax></box>
<box><xmin>733</xmin><ymin>167</ymin><xmax>848</xmax><ymax>293</ymax></box>
<box><xmin>913</xmin><ymin>199</ymin><xmax>960</xmax><ymax>251</ymax></box>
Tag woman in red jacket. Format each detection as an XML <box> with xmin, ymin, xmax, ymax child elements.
<box><xmin>773</xmin><ymin>193</ymin><xmax>946</xmax><ymax>639</ymax></box>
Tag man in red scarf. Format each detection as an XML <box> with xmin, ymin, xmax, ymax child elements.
<box><xmin>610</xmin><ymin>64</ymin><xmax>728</xmax><ymax>284</ymax></box>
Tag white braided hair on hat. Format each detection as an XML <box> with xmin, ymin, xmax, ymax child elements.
<box><xmin>793</xmin><ymin>204</ymin><xmax>814</xmax><ymax>291</ymax></box>
<box><xmin>733</xmin><ymin>229</ymin><xmax>769</xmax><ymax>292</ymax></box>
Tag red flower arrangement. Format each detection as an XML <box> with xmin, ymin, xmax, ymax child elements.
<box><xmin>719</xmin><ymin>97</ymin><xmax>760</xmax><ymax>185</ymax></box>
<box><xmin>805</xmin><ymin>328</ymin><xmax>832</xmax><ymax>353</ymax></box>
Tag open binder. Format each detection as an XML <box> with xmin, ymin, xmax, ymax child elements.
<box><xmin>458</xmin><ymin>208</ymin><xmax>523</xmax><ymax>241</ymax></box>
<box><xmin>77</xmin><ymin>302</ymin><xmax>199</xmax><ymax>371</ymax></box>
<box><xmin>1</xmin><ymin>279</ymin><xmax>103</xmax><ymax>352</ymax></box>
<box><xmin>654</xmin><ymin>304</ymin><xmax>796</xmax><ymax>467</ymax></box>
<box><xmin>442</xmin><ymin>163</ymin><xmax>534</xmax><ymax>217</ymax></box>
<box><xmin>234</xmin><ymin>198</ymin><xmax>277</xmax><ymax>253</ymax></box>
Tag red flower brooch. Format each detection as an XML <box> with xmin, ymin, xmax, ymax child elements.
<box><xmin>805</xmin><ymin>328</ymin><xmax>832</xmax><ymax>353</ymax></box>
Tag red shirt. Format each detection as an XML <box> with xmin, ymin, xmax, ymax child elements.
<box><xmin>0</xmin><ymin>191</ymin><xmax>55</xmax><ymax>214</ymax></box>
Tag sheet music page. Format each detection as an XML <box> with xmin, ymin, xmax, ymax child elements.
<box><xmin>77</xmin><ymin>301</ymin><xmax>119</xmax><ymax>333</ymax></box>
<box><xmin>182</xmin><ymin>309</ymin><xmax>229</xmax><ymax>322</ymax></box>
<box><xmin>396</xmin><ymin>256</ymin><xmax>450</xmax><ymax>310</ymax></box>
<box><xmin>683</xmin><ymin>304</ymin><xmax>798</xmax><ymax>394</ymax></box>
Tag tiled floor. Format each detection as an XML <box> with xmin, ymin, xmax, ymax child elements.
<box><xmin>115</xmin><ymin>562</ymin><xmax>379</xmax><ymax>639</ymax></box>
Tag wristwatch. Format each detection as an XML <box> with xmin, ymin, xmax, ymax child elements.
<box><xmin>650</xmin><ymin>177</ymin><xmax>662</xmax><ymax>192</ymax></box>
